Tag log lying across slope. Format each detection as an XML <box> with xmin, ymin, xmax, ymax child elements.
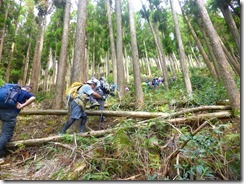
<box><xmin>7</xmin><ymin>106</ymin><xmax>233</xmax><ymax>148</ymax></box>
<box><xmin>19</xmin><ymin>105</ymin><xmax>231</xmax><ymax>118</ymax></box>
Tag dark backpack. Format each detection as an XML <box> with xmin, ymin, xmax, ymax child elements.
<box><xmin>0</xmin><ymin>83</ymin><xmax>22</xmax><ymax>108</ymax></box>
<box><xmin>100</xmin><ymin>80</ymin><xmax>110</xmax><ymax>94</ymax></box>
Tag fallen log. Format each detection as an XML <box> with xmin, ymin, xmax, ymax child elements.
<box><xmin>19</xmin><ymin>109</ymin><xmax>170</xmax><ymax>118</ymax></box>
<box><xmin>7</xmin><ymin>110</ymin><xmax>233</xmax><ymax>148</ymax></box>
<box><xmin>19</xmin><ymin>105</ymin><xmax>231</xmax><ymax>118</ymax></box>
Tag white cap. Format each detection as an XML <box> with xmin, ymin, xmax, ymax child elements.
<box><xmin>86</xmin><ymin>80</ymin><xmax>95</xmax><ymax>85</ymax></box>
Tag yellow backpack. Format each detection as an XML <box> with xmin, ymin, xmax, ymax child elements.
<box><xmin>65</xmin><ymin>82</ymin><xmax>83</xmax><ymax>102</ymax></box>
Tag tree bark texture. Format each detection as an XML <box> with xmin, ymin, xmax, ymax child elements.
<box><xmin>128</xmin><ymin>0</ymin><xmax>144</xmax><ymax>108</ymax></box>
<box><xmin>170</xmin><ymin>0</ymin><xmax>192</xmax><ymax>95</ymax></box>
<box><xmin>53</xmin><ymin>1</ymin><xmax>71</xmax><ymax>109</ymax></box>
<box><xmin>182</xmin><ymin>12</ymin><xmax>217</xmax><ymax>80</ymax></box>
<box><xmin>71</xmin><ymin>0</ymin><xmax>88</xmax><ymax>83</ymax></box>
<box><xmin>19</xmin><ymin>105</ymin><xmax>231</xmax><ymax>117</ymax></box>
<box><xmin>219</xmin><ymin>4</ymin><xmax>240</xmax><ymax>55</ymax></box>
<box><xmin>115</xmin><ymin>0</ymin><xmax>125</xmax><ymax>98</ymax></box>
<box><xmin>0</xmin><ymin>6</ymin><xmax>8</xmax><ymax>63</ymax></box>
<box><xmin>195</xmin><ymin>0</ymin><xmax>240</xmax><ymax>112</ymax></box>
<box><xmin>30</xmin><ymin>15</ymin><xmax>46</xmax><ymax>93</ymax></box>
<box><xmin>106</xmin><ymin>0</ymin><xmax>117</xmax><ymax>85</ymax></box>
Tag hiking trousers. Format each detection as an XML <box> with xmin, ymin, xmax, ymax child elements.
<box><xmin>61</xmin><ymin>101</ymin><xmax>87</xmax><ymax>133</ymax></box>
<box><xmin>0</xmin><ymin>109</ymin><xmax>18</xmax><ymax>156</ymax></box>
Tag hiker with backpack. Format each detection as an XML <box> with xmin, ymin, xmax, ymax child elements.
<box><xmin>0</xmin><ymin>85</ymin><xmax>35</xmax><ymax>163</ymax></box>
<box><xmin>59</xmin><ymin>80</ymin><xmax>102</xmax><ymax>135</ymax></box>
<box><xmin>89</xmin><ymin>77</ymin><xmax>110</xmax><ymax>122</ymax></box>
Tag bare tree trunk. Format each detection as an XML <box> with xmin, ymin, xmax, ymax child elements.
<box><xmin>53</xmin><ymin>1</ymin><xmax>71</xmax><ymax>109</ymax></box>
<box><xmin>150</xmin><ymin>22</ymin><xmax>169</xmax><ymax>91</ymax></box>
<box><xmin>182</xmin><ymin>11</ymin><xmax>218</xmax><ymax>80</ymax></box>
<box><xmin>5</xmin><ymin>42</ymin><xmax>15</xmax><ymax>82</ymax></box>
<box><xmin>30</xmin><ymin>15</ymin><xmax>46</xmax><ymax>93</ymax></box>
<box><xmin>200</xmin><ymin>20</ymin><xmax>221</xmax><ymax>79</ymax></box>
<box><xmin>91</xmin><ymin>31</ymin><xmax>95</xmax><ymax>77</ymax></box>
<box><xmin>172</xmin><ymin>52</ymin><xmax>180</xmax><ymax>73</ymax></box>
<box><xmin>195</xmin><ymin>0</ymin><xmax>240</xmax><ymax>112</ymax></box>
<box><xmin>169</xmin><ymin>55</ymin><xmax>177</xmax><ymax>79</ymax></box>
<box><xmin>105</xmin><ymin>51</ymin><xmax>110</xmax><ymax>78</ymax></box>
<box><xmin>106</xmin><ymin>0</ymin><xmax>117</xmax><ymax>85</ymax></box>
<box><xmin>128</xmin><ymin>0</ymin><xmax>144</xmax><ymax>108</ymax></box>
<box><xmin>143</xmin><ymin>40</ymin><xmax>151</xmax><ymax>76</ymax></box>
<box><xmin>22</xmin><ymin>42</ymin><xmax>31</xmax><ymax>85</ymax></box>
<box><xmin>0</xmin><ymin>6</ymin><xmax>8</xmax><ymax>63</ymax></box>
<box><xmin>123</xmin><ymin>47</ymin><xmax>129</xmax><ymax>83</ymax></box>
<box><xmin>219</xmin><ymin>4</ymin><xmax>240</xmax><ymax>55</ymax></box>
<box><xmin>71</xmin><ymin>0</ymin><xmax>88</xmax><ymax>83</ymax></box>
<box><xmin>51</xmin><ymin>50</ymin><xmax>57</xmax><ymax>91</ymax></box>
<box><xmin>170</xmin><ymin>0</ymin><xmax>192</xmax><ymax>95</ymax></box>
<box><xmin>116</xmin><ymin>0</ymin><xmax>125</xmax><ymax>99</ymax></box>
<box><xmin>219</xmin><ymin>38</ymin><xmax>240</xmax><ymax>76</ymax></box>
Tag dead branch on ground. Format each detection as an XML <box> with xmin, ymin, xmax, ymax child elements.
<box><xmin>6</xmin><ymin>110</ymin><xmax>232</xmax><ymax>148</ymax></box>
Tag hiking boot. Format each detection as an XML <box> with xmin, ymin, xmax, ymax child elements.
<box><xmin>57</xmin><ymin>131</ymin><xmax>65</xmax><ymax>136</ymax></box>
<box><xmin>0</xmin><ymin>158</ymin><xmax>5</xmax><ymax>165</ymax></box>
<box><xmin>90</xmin><ymin>102</ymin><xmax>100</xmax><ymax>108</ymax></box>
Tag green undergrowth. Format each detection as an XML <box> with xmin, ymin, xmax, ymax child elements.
<box><xmin>7</xmin><ymin>116</ymin><xmax>239</xmax><ymax>180</ymax></box>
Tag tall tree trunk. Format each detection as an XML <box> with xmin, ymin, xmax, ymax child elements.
<box><xmin>71</xmin><ymin>0</ymin><xmax>88</xmax><ymax>83</ymax></box>
<box><xmin>195</xmin><ymin>0</ymin><xmax>240</xmax><ymax>112</ymax></box>
<box><xmin>172</xmin><ymin>52</ymin><xmax>180</xmax><ymax>73</ymax></box>
<box><xmin>53</xmin><ymin>1</ymin><xmax>71</xmax><ymax>109</ymax></box>
<box><xmin>123</xmin><ymin>47</ymin><xmax>129</xmax><ymax>83</ymax></box>
<box><xmin>105</xmin><ymin>51</ymin><xmax>109</xmax><ymax>78</ymax></box>
<box><xmin>170</xmin><ymin>0</ymin><xmax>192</xmax><ymax>95</ymax></box>
<box><xmin>115</xmin><ymin>0</ymin><xmax>125</xmax><ymax>99</ymax></box>
<box><xmin>5</xmin><ymin>0</ymin><xmax>23</xmax><ymax>82</ymax></box>
<box><xmin>219</xmin><ymin>4</ymin><xmax>240</xmax><ymax>55</ymax></box>
<box><xmin>30</xmin><ymin>15</ymin><xmax>46</xmax><ymax>93</ymax></box>
<box><xmin>153</xmin><ymin>23</ymin><xmax>169</xmax><ymax>91</ymax></box>
<box><xmin>219</xmin><ymin>38</ymin><xmax>240</xmax><ymax>76</ymax></box>
<box><xmin>199</xmin><ymin>23</ymin><xmax>220</xmax><ymax>79</ymax></box>
<box><xmin>128</xmin><ymin>0</ymin><xmax>144</xmax><ymax>108</ymax></box>
<box><xmin>106</xmin><ymin>0</ymin><xmax>117</xmax><ymax>85</ymax></box>
<box><xmin>5</xmin><ymin>41</ymin><xmax>15</xmax><ymax>83</ymax></box>
<box><xmin>52</xmin><ymin>50</ymin><xmax>58</xmax><ymax>91</ymax></box>
<box><xmin>0</xmin><ymin>6</ymin><xmax>8</xmax><ymax>63</ymax></box>
<box><xmin>43</xmin><ymin>48</ymin><xmax>52</xmax><ymax>91</ymax></box>
<box><xmin>182</xmin><ymin>10</ymin><xmax>218</xmax><ymax>80</ymax></box>
<box><xmin>169</xmin><ymin>55</ymin><xmax>177</xmax><ymax>79</ymax></box>
<box><xmin>21</xmin><ymin>41</ymin><xmax>31</xmax><ymax>85</ymax></box>
<box><xmin>91</xmin><ymin>30</ymin><xmax>95</xmax><ymax>77</ymax></box>
<box><xmin>143</xmin><ymin>40</ymin><xmax>151</xmax><ymax>76</ymax></box>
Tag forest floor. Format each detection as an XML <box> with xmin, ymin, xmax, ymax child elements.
<box><xmin>0</xmin><ymin>114</ymin><xmax>119</xmax><ymax>180</ymax></box>
<box><xmin>0</xmin><ymin>96</ymin><xmax>240</xmax><ymax>180</ymax></box>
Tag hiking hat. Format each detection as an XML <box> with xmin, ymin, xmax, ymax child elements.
<box><xmin>86</xmin><ymin>80</ymin><xmax>96</xmax><ymax>85</ymax></box>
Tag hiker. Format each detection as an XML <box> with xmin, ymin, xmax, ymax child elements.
<box><xmin>89</xmin><ymin>77</ymin><xmax>109</xmax><ymax>122</ymax></box>
<box><xmin>109</xmin><ymin>82</ymin><xmax>117</xmax><ymax>96</ymax></box>
<box><xmin>152</xmin><ymin>77</ymin><xmax>159</xmax><ymax>90</ymax></box>
<box><xmin>89</xmin><ymin>77</ymin><xmax>101</xmax><ymax>108</ymax></box>
<box><xmin>0</xmin><ymin>85</ymin><xmax>35</xmax><ymax>163</ymax></box>
<box><xmin>125</xmin><ymin>85</ymin><xmax>129</xmax><ymax>92</ymax></box>
<box><xmin>59</xmin><ymin>80</ymin><xmax>102</xmax><ymax>134</ymax></box>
